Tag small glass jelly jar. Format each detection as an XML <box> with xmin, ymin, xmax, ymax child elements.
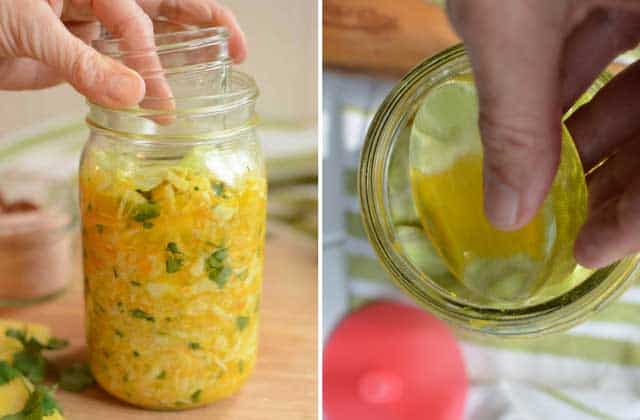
<box><xmin>80</xmin><ymin>24</ymin><xmax>266</xmax><ymax>409</ymax></box>
<box><xmin>359</xmin><ymin>44</ymin><xmax>640</xmax><ymax>337</ymax></box>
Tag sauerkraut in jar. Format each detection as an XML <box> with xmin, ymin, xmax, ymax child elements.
<box><xmin>79</xmin><ymin>25</ymin><xmax>266</xmax><ymax>409</ymax></box>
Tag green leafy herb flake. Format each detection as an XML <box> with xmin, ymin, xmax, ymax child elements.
<box><xmin>189</xmin><ymin>342</ymin><xmax>201</xmax><ymax>350</ymax></box>
<box><xmin>157</xmin><ymin>370</ymin><xmax>166</xmax><ymax>380</ymax></box>
<box><xmin>191</xmin><ymin>389</ymin><xmax>202</xmax><ymax>403</ymax></box>
<box><xmin>211</xmin><ymin>181</ymin><xmax>225</xmax><ymax>197</ymax></box>
<box><xmin>166</xmin><ymin>242</ymin><xmax>180</xmax><ymax>254</ymax></box>
<box><xmin>12</xmin><ymin>350</ymin><xmax>46</xmax><ymax>383</ymax></box>
<box><xmin>130</xmin><ymin>309</ymin><xmax>155</xmax><ymax>322</ymax></box>
<box><xmin>209</xmin><ymin>266</ymin><xmax>232</xmax><ymax>288</ymax></box>
<box><xmin>0</xmin><ymin>361</ymin><xmax>19</xmax><ymax>385</ymax></box>
<box><xmin>96</xmin><ymin>224</ymin><xmax>104</xmax><ymax>234</ymax></box>
<box><xmin>236</xmin><ymin>316</ymin><xmax>250</xmax><ymax>332</ymax></box>
<box><xmin>131</xmin><ymin>202</ymin><xmax>160</xmax><ymax>223</ymax></box>
<box><xmin>133</xmin><ymin>350</ymin><xmax>140</xmax><ymax>357</ymax></box>
<box><xmin>113</xmin><ymin>267</ymin><xmax>119</xmax><ymax>278</ymax></box>
<box><xmin>115</xmin><ymin>329</ymin><xmax>124</xmax><ymax>338</ymax></box>
<box><xmin>2</xmin><ymin>385</ymin><xmax>60</xmax><ymax>419</ymax></box>
<box><xmin>59</xmin><ymin>363</ymin><xmax>95</xmax><ymax>392</ymax></box>
<box><xmin>130</xmin><ymin>280</ymin><xmax>141</xmax><ymax>287</ymax></box>
<box><xmin>166</xmin><ymin>255</ymin><xmax>184</xmax><ymax>273</ymax></box>
<box><xmin>142</xmin><ymin>221</ymin><xmax>154</xmax><ymax>229</ymax></box>
<box><xmin>45</xmin><ymin>337</ymin><xmax>69</xmax><ymax>351</ymax></box>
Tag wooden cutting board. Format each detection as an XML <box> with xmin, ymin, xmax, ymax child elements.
<box><xmin>323</xmin><ymin>0</ymin><xmax>459</xmax><ymax>76</ymax></box>
<box><xmin>0</xmin><ymin>223</ymin><xmax>318</xmax><ymax>420</ymax></box>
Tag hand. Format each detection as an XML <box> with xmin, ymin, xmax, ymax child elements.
<box><xmin>446</xmin><ymin>0</ymin><xmax>640</xmax><ymax>268</ymax></box>
<box><xmin>0</xmin><ymin>0</ymin><xmax>246</xmax><ymax>108</ymax></box>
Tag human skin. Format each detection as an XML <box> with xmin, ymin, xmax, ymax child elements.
<box><xmin>446</xmin><ymin>0</ymin><xmax>640</xmax><ymax>268</ymax></box>
<box><xmin>0</xmin><ymin>0</ymin><xmax>246</xmax><ymax>108</ymax></box>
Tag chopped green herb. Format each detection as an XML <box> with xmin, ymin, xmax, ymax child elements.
<box><xmin>238</xmin><ymin>360</ymin><xmax>244</xmax><ymax>374</ymax></box>
<box><xmin>191</xmin><ymin>389</ymin><xmax>202</xmax><ymax>403</ymax></box>
<box><xmin>236</xmin><ymin>316</ymin><xmax>250</xmax><ymax>332</ymax></box>
<box><xmin>136</xmin><ymin>189</ymin><xmax>153</xmax><ymax>201</ymax></box>
<box><xmin>130</xmin><ymin>281</ymin><xmax>141</xmax><ymax>287</ymax></box>
<box><xmin>115</xmin><ymin>329</ymin><xmax>124</xmax><ymax>338</ymax></box>
<box><xmin>211</xmin><ymin>181</ymin><xmax>225</xmax><ymax>197</ymax></box>
<box><xmin>194</xmin><ymin>186</ymin><xmax>200</xmax><ymax>191</ymax></box>
<box><xmin>2</xmin><ymin>385</ymin><xmax>60</xmax><ymax>419</ymax></box>
<box><xmin>123</xmin><ymin>373</ymin><xmax>129</xmax><ymax>382</ymax></box>
<box><xmin>113</xmin><ymin>267</ymin><xmax>119</xmax><ymax>278</ymax></box>
<box><xmin>133</xmin><ymin>350</ymin><xmax>140</xmax><ymax>357</ymax></box>
<box><xmin>237</xmin><ymin>269</ymin><xmax>249</xmax><ymax>282</ymax></box>
<box><xmin>5</xmin><ymin>328</ymin><xmax>26</xmax><ymax>342</ymax></box>
<box><xmin>96</xmin><ymin>224</ymin><xmax>104</xmax><ymax>234</ymax></box>
<box><xmin>87</xmin><ymin>203</ymin><xmax>93</xmax><ymax>212</ymax></box>
<box><xmin>59</xmin><ymin>363</ymin><xmax>95</xmax><ymax>392</ymax></box>
<box><xmin>166</xmin><ymin>242</ymin><xmax>180</xmax><ymax>254</ymax></box>
<box><xmin>45</xmin><ymin>337</ymin><xmax>69</xmax><ymax>351</ymax></box>
<box><xmin>166</xmin><ymin>255</ymin><xmax>183</xmax><ymax>273</ymax></box>
<box><xmin>130</xmin><ymin>309</ymin><xmax>155</xmax><ymax>322</ymax></box>
<box><xmin>157</xmin><ymin>370</ymin><xmax>166</xmax><ymax>380</ymax></box>
<box><xmin>131</xmin><ymin>202</ymin><xmax>160</xmax><ymax>223</ymax></box>
<box><xmin>142</xmin><ymin>221</ymin><xmax>154</xmax><ymax>229</ymax></box>
<box><xmin>209</xmin><ymin>266</ymin><xmax>232</xmax><ymax>288</ymax></box>
<box><xmin>12</xmin><ymin>350</ymin><xmax>46</xmax><ymax>383</ymax></box>
<box><xmin>189</xmin><ymin>342</ymin><xmax>201</xmax><ymax>350</ymax></box>
<box><xmin>0</xmin><ymin>361</ymin><xmax>19</xmax><ymax>385</ymax></box>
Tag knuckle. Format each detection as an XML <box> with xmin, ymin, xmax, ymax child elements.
<box><xmin>70</xmin><ymin>47</ymin><xmax>100</xmax><ymax>89</ymax></box>
<box><xmin>478</xmin><ymin>109</ymin><xmax>555</xmax><ymax>187</ymax></box>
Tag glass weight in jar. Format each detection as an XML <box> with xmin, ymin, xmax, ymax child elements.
<box><xmin>79</xmin><ymin>26</ymin><xmax>266</xmax><ymax>409</ymax></box>
<box><xmin>359</xmin><ymin>44</ymin><xmax>640</xmax><ymax>337</ymax></box>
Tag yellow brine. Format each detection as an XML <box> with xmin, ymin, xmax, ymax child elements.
<box><xmin>409</xmin><ymin>75</ymin><xmax>588</xmax><ymax>304</ymax></box>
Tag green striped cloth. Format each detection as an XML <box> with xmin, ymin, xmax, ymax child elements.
<box><xmin>324</xmin><ymin>71</ymin><xmax>640</xmax><ymax>420</ymax></box>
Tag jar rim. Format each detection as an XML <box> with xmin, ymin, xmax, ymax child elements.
<box><xmin>92</xmin><ymin>24</ymin><xmax>229</xmax><ymax>57</ymax></box>
<box><xmin>87</xmin><ymin>70</ymin><xmax>258</xmax><ymax>116</ymax></box>
<box><xmin>359</xmin><ymin>43</ymin><xmax>639</xmax><ymax>337</ymax></box>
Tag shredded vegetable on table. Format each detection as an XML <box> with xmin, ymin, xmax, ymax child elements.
<box><xmin>80</xmin><ymin>148</ymin><xmax>267</xmax><ymax>409</ymax></box>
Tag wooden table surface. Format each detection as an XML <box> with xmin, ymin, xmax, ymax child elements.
<box><xmin>0</xmin><ymin>224</ymin><xmax>318</xmax><ymax>420</ymax></box>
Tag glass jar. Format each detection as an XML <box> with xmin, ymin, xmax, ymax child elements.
<box><xmin>359</xmin><ymin>44</ymin><xmax>640</xmax><ymax>337</ymax></box>
<box><xmin>79</xmin><ymin>25</ymin><xmax>266</xmax><ymax>409</ymax></box>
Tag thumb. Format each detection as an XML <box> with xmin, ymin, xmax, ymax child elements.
<box><xmin>20</xmin><ymin>3</ymin><xmax>144</xmax><ymax>108</ymax></box>
<box><xmin>448</xmin><ymin>0</ymin><xmax>566</xmax><ymax>230</ymax></box>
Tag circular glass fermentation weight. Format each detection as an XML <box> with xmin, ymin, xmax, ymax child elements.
<box><xmin>405</xmin><ymin>74</ymin><xmax>588</xmax><ymax>308</ymax></box>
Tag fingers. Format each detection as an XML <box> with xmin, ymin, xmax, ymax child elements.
<box><xmin>12</xmin><ymin>1</ymin><xmax>144</xmax><ymax>107</ymax></box>
<box><xmin>92</xmin><ymin>0</ymin><xmax>173</xmax><ymax>113</ymax></box>
<box><xmin>575</xmin><ymin>171</ymin><xmax>640</xmax><ymax>268</ymax></box>
<box><xmin>447</xmin><ymin>0</ymin><xmax>570</xmax><ymax>230</ymax></box>
<box><xmin>137</xmin><ymin>0</ymin><xmax>247</xmax><ymax>62</ymax></box>
<box><xmin>560</xmin><ymin>8</ymin><xmax>640</xmax><ymax>109</ymax></box>
<box><xmin>0</xmin><ymin>58</ymin><xmax>61</xmax><ymax>90</ymax></box>
<box><xmin>567</xmin><ymin>59</ymin><xmax>640</xmax><ymax>170</ymax></box>
<box><xmin>585</xmin><ymin>137</ymin><xmax>640</xmax><ymax>214</ymax></box>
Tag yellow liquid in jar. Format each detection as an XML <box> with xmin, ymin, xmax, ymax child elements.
<box><xmin>409</xmin><ymin>77</ymin><xmax>588</xmax><ymax>305</ymax></box>
<box><xmin>80</xmin><ymin>148</ymin><xmax>266</xmax><ymax>409</ymax></box>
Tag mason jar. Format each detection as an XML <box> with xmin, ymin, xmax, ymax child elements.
<box><xmin>359</xmin><ymin>44</ymin><xmax>640</xmax><ymax>337</ymax></box>
<box><xmin>79</xmin><ymin>25</ymin><xmax>266</xmax><ymax>409</ymax></box>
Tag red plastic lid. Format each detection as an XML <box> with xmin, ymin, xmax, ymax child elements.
<box><xmin>323</xmin><ymin>300</ymin><xmax>467</xmax><ymax>420</ymax></box>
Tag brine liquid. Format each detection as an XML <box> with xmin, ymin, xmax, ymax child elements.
<box><xmin>410</xmin><ymin>126</ymin><xmax>587</xmax><ymax>305</ymax></box>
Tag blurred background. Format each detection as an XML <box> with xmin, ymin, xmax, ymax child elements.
<box><xmin>323</xmin><ymin>1</ymin><xmax>640</xmax><ymax>419</ymax></box>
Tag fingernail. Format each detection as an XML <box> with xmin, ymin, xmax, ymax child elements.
<box><xmin>107</xmin><ymin>72</ymin><xmax>144</xmax><ymax>106</ymax></box>
<box><xmin>484</xmin><ymin>170</ymin><xmax>519</xmax><ymax>230</ymax></box>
